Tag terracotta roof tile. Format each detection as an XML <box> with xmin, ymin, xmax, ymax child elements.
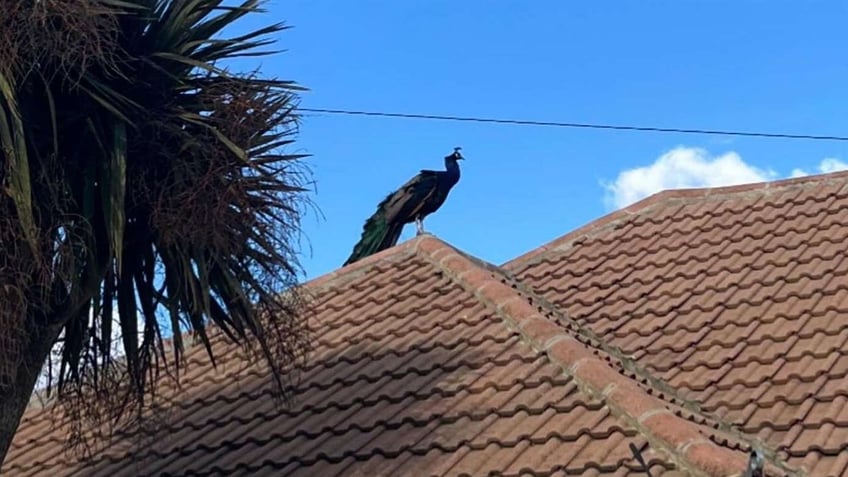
<box><xmin>3</xmin><ymin>236</ymin><xmax>688</xmax><ymax>477</ymax></box>
<box><xmin>12</xmin><ymin>170</ymin><xmax>848</xmax><ymax>476</ymax></box>
<box><xmin>507</xmin><ymin>170</ymin><xmax>848</xmax><ymax>476</ymax></box>
<box><xmin>6</xmin><ymin>232</ymin><xmax>766</xmax><ymax>477</ymax></box>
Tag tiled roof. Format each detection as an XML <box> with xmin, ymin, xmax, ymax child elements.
<box><xmin>6</xmin><ymin>234</ymin><xmax>764</xmax><ymax>477</ymax></box>
<box><xmin>506</xmin><ymin>171</ymin><xmax>848</xmax><ymax>477</ymax></box>
<box><xmin>7</xmin><ymin>170</ymin><xmax>848</xmax><ymax>476</ymax></box>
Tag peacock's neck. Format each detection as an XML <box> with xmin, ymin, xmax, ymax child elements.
<box><xmin>444</xmin><ymin>159</ymin><xmax>460</xmax><ymax>182</ymax></box>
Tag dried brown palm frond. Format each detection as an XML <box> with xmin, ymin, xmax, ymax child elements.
<box><xmin>0</xmin><ymin>0</ymin><xmax>315</xmax><ymax>462</ymax></box>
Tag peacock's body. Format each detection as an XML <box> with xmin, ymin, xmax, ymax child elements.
<box><xmin>343</xmin><ymin>147</ymin><xmax>464</xmax><ymax>266</ymax></box>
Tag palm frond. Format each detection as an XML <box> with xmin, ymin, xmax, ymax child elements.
<box><xmin>0</xmin><ymin>0</ymin><xmax>314</xmax><ymax>459</ymax></box>
<box><xmin>0</xmin><ymin>72</ymin><xmax>39</xmax><ymax>259</ymax></box>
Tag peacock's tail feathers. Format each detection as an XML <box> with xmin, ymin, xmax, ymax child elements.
<box><xmin>343</xmin><ymin>207</ymin><xmax>405</xmax><ymax>266</ymax></box>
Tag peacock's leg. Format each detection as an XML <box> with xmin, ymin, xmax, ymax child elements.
<box><xmin>415</xmin><ymin>217</ymin><xmax>424</xmax><ymax>235</ymax></box>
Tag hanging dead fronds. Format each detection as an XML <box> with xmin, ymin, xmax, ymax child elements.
<box><xmin>0</xmin><ymin>0</ymin><xmax>315</xmax><ymax>461</ymax></box>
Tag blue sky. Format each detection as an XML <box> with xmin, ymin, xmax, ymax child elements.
<box><xmin>229</xmin><ymin>1</ymin><xmax>848</xmax><ymax>281</ymax></box>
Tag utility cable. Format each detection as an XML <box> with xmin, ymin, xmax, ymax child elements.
<box><xmin>298</xmin><ymin>108</ymin><xmax>848</xmax><ymax>142</ymax></box>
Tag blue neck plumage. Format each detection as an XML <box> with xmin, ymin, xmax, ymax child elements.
<box><xmin>444</xmin><ymin>158</ymin><xmax>461</xmax><ymax>179</ymax></box>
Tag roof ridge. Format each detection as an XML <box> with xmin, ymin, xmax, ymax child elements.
<box><xmin>489</xmin><ymin>267</ymin><xmax>802</xmax><ymax>477</ymax></box>
<box><xmin>306</xmin><ymin>235</ymin><xmax>421</xmax><ymax>291</ymax></box>
<box><xmin>23</xmin><ymin>236</ymin><xmax>423</xmax><ymax>411</ymax></box>
<box><xmin>503</xmin><ymin>168</ymin><xmax>848</xmax><ymax>271</ymax></box>
<box><xmin>412</xmin><ymin>235</ymin><xmax>756</xmax><ymax>477</ymax></box>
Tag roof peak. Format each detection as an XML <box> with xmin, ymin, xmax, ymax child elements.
<box><xmin>409</xmin><ymin>235</ymin><xmax>780</xmax><ymax>477</ymax></box>
<box><xmin>303</xmin><ymin>234</ymin><xmax>767</xmax><ymax>474</ymax></box>
<box><xmin>306</xmin><ymin>233</ymin><xmax>434</xmax><ymax>292</ymax></box>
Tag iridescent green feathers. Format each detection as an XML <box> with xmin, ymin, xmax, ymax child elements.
<box><xmin>344</xmin><ymin>148</ymin><xmax>463</xmax><ymax>266</ymax></box>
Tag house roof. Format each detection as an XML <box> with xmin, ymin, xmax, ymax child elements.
<box><xmin>6</xmin><ymin>170</ymin><xmax>848</xmax><ymax>477</ymax></box>
<box><xmin>505</xmin><ymin>170</ymin><xmax>848</xmax><ymax>476</ymax></box>
<box><xmin>4</xmin><ymin>235</ymin><xmax>761</xmax><ymax>477</ymax></box>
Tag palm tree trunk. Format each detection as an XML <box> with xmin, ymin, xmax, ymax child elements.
<box><xmin>0</xmin><ymin>319</ymin><xmax>61</xmax><ymax>467</ymax></box>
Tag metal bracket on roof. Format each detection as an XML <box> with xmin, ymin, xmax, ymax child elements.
<box><xmin>629</xmin><ymin>442</ymin><xmax>655</xmax><ymax>477</ymax></box>
<box><xmin>743</xmin><ymin>449</ymin><xmax>764</xmax><ymax>477</ymax></box>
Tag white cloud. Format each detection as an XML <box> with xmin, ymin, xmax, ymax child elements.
<box><xmin>603</xmin><ymin>149</ymin><xmax>848</xmax><ymax>211</ymax></box>
<box><xmin>601</xmin><ymin>146</ymin><xmax>778</xmax><ymax>210</ymax></box>
<box><xmin>820</xmin><ymin>158</ymin><xmax>848</xmax><ymax>173</ymax></box>
<box><xmin>792</xmin><ymin>157</ymin><xmax>848</xmax><ymax>178</ymax></box>
<box><xmin>790</xmin><ymin>168</ymin><xmax>808</xmax><ymax>178</ymax></box>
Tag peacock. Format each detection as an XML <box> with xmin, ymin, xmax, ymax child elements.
<box><xmin>343</xmin><ymin>147</ymin><xmax>464</xmax><ymax>266</ymax></box>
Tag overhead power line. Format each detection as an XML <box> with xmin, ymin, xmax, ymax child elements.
<box><xmin>298</xmin><ymin>108</ymin><xmax>848</xmax><ymax>142</ymax></box>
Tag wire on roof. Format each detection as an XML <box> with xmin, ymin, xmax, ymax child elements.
<box><xmin>298</xmin><ymin>108</ymin><xmax>848</xmax><ymax>142</ymax></box>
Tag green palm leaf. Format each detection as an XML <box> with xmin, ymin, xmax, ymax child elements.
<box><xmin>0</xmin><ymin>0</ymin><xmax>314</xmax><ymax>461</ymax></box>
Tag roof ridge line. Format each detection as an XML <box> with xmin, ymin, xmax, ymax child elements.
<box><xmin>503</xmin><ymin>169</ymin><xmax>848</xmax><ymax>271</ymax></box>
<box><xmin>489</xmin><ymin>268</ymin><xmax>802</xmax><ymax>477</ymax></box>
<box><xmin>412</xmin><ymin>236</ymin><xmax>751</xmax><ymax>477</ymax></box>
<box><xmin>22</xmin><ymin>237</ymin><xmax>426</xmax><ymax>411</ymax></box>
<box><xmin>305</xmin><ymin>236</ymin><xmax>423</xmax><ymax>292</ymax></box>
<box><xmin>502</xmin><ymin>194</ymin><xmax>665</xmax><ymax>271</ymax></box>
<box><xmin>24</xmin><ymin>234</ymin><xmax>432</xmax><ymax>412</ymax></box>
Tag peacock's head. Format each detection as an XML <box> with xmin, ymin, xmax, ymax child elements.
<box><xmin>447</xmin><ymin>147</ymin><xmax>464</xmax><ymax>161</ymax></box>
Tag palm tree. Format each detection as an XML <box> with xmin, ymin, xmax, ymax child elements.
<box><xmin>0</xmin><ymin>0</ymin><xmax>313</xmax><ymax>463</ymax></box>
